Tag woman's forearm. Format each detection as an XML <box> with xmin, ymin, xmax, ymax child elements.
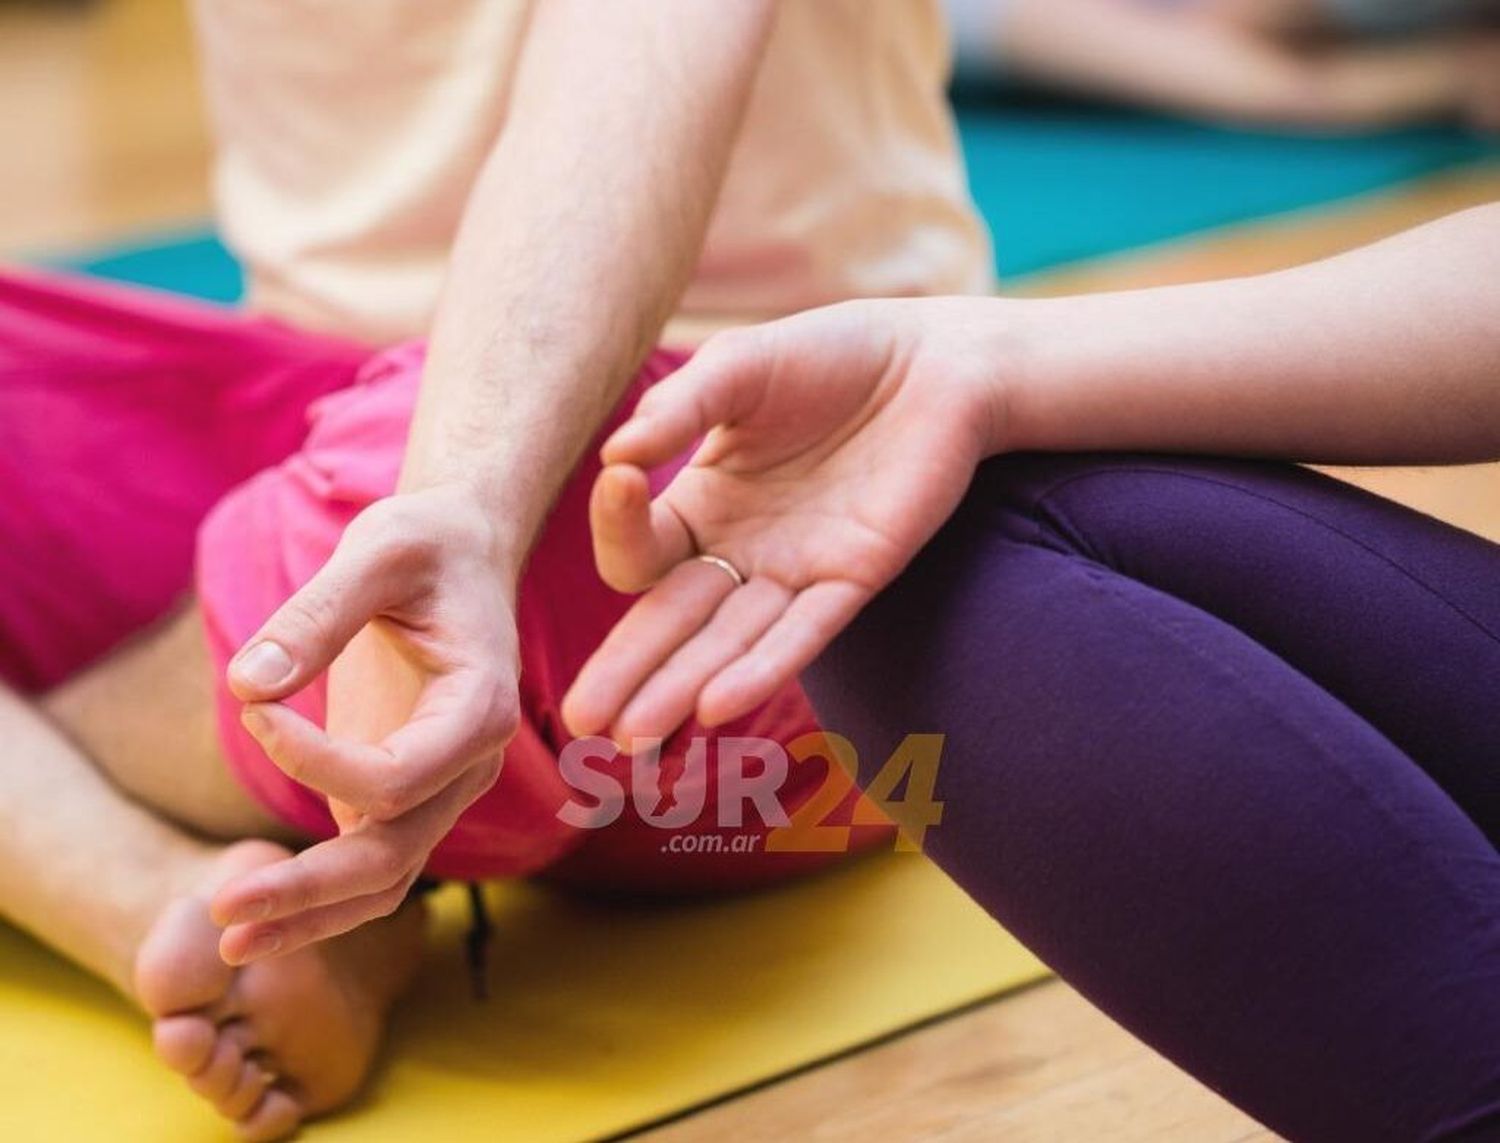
<box><xmin>1003</xmin><ymin>204</ymin><xmax>1500</xmax><ymax>465</ymax></box>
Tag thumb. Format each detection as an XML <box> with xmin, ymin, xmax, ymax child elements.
<box><xmin>590</xmin><ymin>464</ymin><xmax>695</xmax><ymax>593</ymax></box>
<box><xmin>227</xmin><ymin>516</ymin><xmax>404</xmax><ymax>702</ymax></box>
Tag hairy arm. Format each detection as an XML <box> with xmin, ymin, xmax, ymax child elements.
<box><xmin>214</xmin><ymin>0</ymin><xmax>778</xmax><ymax>960</ymax></box>
<box><xmin>404</xmin><ymin>0</ymin><xmax>776</xmax><ymax>580</ymax></box>
<box><xmin>1006</xmin><ymin>203</ymin><xmax>1500</xmax><ymax>464</ymax></box>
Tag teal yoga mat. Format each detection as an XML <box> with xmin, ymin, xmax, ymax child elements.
<box><xmin>50</xmin><ymin>104</ymin><xmax>1500</xmax><ymax>302</ymax></box>
<box><xmin>58</xmin><ymin>228</ymin><xmax>245</xmax><ymax>305</ymax></box>
<box><xmin>956</xmin><ymin>102</ymin><xmax>1498</xmax><ymax>279</ymax></box>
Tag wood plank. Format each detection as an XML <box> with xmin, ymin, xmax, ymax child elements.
<box><xmin>634</xmin><ymin>981</ymin><xmax>1269</xmax><ymax>1142</ymax></box>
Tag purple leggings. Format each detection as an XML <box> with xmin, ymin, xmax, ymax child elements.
<box><xmin>804</xmin><ymin>454</ymin><xmax>1500</xmax><ymax>1143</ymax></box>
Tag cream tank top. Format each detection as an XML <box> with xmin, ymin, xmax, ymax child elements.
<box><xmin>191</xmin><ymin>0</ymin><xmax>995</xmax><ymax>345</ymax></box>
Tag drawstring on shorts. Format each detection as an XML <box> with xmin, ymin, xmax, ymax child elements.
<box><xmin>406</xmin><ymin>878</ymin><xmax>493</xmax><ymax>1001</ymax></box>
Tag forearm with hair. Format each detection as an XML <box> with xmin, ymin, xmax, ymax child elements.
<box><xmin>401</xmin><ymin>0</ymin><xmax>775</xmax><ymax>576</ymax></box>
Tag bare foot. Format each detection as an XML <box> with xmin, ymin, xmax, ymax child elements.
<box><xmin>132</xmin><ymin>840</ymin><xmax>425</xmax><ymax>1141</ymax></box>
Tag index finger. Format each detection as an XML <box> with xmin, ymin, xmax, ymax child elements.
<box><xmin>601</xmin><ymin>327</ymin><xmax>771</xmax><ymax>469</ymax></box>
<box><xmin>241</xmin><ymin>668</ymin><xmax>513</xmax><ymax>821</ymax></box>
<box><xmin>211</xmin><ymin>757</ymin><xmax>495</xmax><ymax>939</ymax></box>
<box><xmin>561</xmin><ymin>558</ymin><xmax>739</xmax><ymax>739</ymax></box>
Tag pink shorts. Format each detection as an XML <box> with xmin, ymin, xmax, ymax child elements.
<box><xmin>1</xmin><ymin>268</ymin><xmax>888</xmax><ymax>889</ymax></box>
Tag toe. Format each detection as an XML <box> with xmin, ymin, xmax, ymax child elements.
<box><xmin>133</xmin><ymin>839</ymin><xmax>295</xmax><ymax>1018</ymax></box>
<box><xmin>134</xmin><ymin>897</ymin><xmax>235</xmax><ymax>1017</ymax></box>
<box><xmin>218</xmin><ymin>1018</ymin><xmax>260</xmax><ymax>1053</ymax></box>
<box><xmin>237</xmin><ymin>1088</ymin><xmax>303</xmax><ymax>1143</ymax></box>
<box><xmin>189</xmin><ymin>1034</ymin><xmax>245</xmax><ymax>1105</ymax></box>
<box><xmin>153</xmin><ymin>1015</ymin><xmax>217</xmax><ymax>1075</ymax></box>
<box><xmin>220</xmin><ymin>1061</ymin><xmax>277</xmax><ymax>1121</ymax></box>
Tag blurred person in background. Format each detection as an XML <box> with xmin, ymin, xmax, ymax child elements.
<box><xmin>946</xmin><ymin>0</ymin><xmax>1500</xmax><ymax>130</ymax></box>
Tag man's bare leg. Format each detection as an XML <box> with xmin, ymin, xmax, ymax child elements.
<box><xmin>40</xmin><ymin>601</ymin><xmax>298</xmax><ymax>847</ymax></box>
<box><xmin>3</xmin><ymin>603</ymin><xmax>423</xmax><ymax>1141</ymax></box>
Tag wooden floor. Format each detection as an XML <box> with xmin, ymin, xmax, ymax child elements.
<box><xmin>4</xmin><ymin>3</ymin><xmax>1496</xmax><ymax>1142</ymax></box>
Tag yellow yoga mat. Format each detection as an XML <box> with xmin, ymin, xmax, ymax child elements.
<box><xmin>0</xmin><ymin>853</ymin><xmax>1047</xmax><ymax>1141</ymax></box>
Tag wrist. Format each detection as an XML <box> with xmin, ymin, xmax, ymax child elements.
<box><xmin>994</xmin><ymin>295</ymin><xmax>1114</xmax><ymax>456</ymax></box>
<box><xmin>964</xmin><ymin>297</ymin><xmax>1054</xmax><ymax>458</ymax></box>
<box><xmin>398</xmin><ymin>432</ymin><xmax>542</xmax><ymax>588</ymax></box>
<box><xmin>466</xmin><ymin>489</ymin><xmax>533</xmax><ymax>591</ymax></box>
<box><xmin>400</xmin><ymin>480</ymin><xmax>532</xmax><ymax>594</ymax></box>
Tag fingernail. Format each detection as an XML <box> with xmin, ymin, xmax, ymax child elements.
<box><xmin>237</xmin><ymin>897</ymin><xmax>272</xmax><ymax>923</ymax></box>
<box><xmin>245</xmin><ymin>931</ymin><xmax>282</xmax><ymax>960</ymax></box>
<box><xmin>234</xmin><ymin>642</ymin><xmax>293</xmax><ymax>689</ymax></box>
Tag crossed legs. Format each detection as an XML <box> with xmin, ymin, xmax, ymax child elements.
<box><xmin>1</xmin><ymin>603</ymin><xmax>422</xmax><ymax>1140</ymax></box>
<box><xmin>0</xmin><ymin>267</ymin><xmax>430</xmax><ymax>1139</ymax></box>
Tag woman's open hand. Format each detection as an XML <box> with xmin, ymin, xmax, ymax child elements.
<box><xmin>561</xmin><ymin>298</ymin><xmax>1009</xmax><ymax>744</ymax></box>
